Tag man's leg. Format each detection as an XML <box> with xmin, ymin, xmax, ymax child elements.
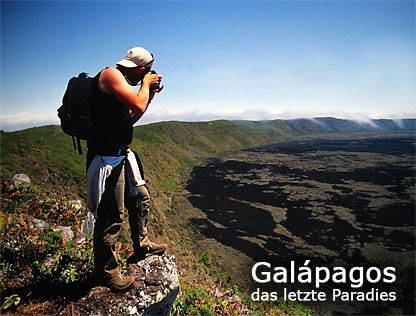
<box><xmin>93</xmin><ymin>162</ymin><xmax>135</xmax><ymax>290</ymax></box>
<box><xmin>126</xmin><ymin>185</ymin><xmax>167</xmax><ymax>262</ymax></box>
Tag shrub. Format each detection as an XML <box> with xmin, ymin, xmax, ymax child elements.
<box><xmin>200</xmin><ymin>250</ymin><xmax>212</xmax><ymax>267</ymax></box>
<box><xmin>171</xmin><ymin>279</ymin><xmax>248</xmax><ymax>316</ymax></box>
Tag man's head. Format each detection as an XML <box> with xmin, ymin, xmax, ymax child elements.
<box><xmin>117</xmin><ymin>47</ymin><xmax>154</xmax><ymax>85</ymax></box>
<box><xmin>117</xmin><ymin>47</ymin><xmax>154</xmax><ymax>68</ymax></box>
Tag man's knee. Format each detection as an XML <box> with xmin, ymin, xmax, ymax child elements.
<box><xmin>126</xmin><ymin>185</ymin><xmax>150</xmax><ymax>210</ymax></box>
<box><xmin>137</xmin><ymin>185</ymin><xmax>149</xmax><ymax>201</ymax></box>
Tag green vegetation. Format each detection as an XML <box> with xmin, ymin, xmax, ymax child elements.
<box><xmin>0</xmin><ymin>125</ymin><xmax>86</xmax><ymax>197</ymax></box>
<box><xmin>1</xmin><ymin>294</ymin><xmax>20</xmax><ymax>311</ymax></box>
<box><xmin>172</xmin><ymin>279</ymin><xmax>234</xmax><ymax>316</ymax></box>
<box><xmin>0</xmin><ymin>181</ymin><xmax>94</xmax><ymax>313</ymax></box>
<box><xmin>172</xmin><ymin>278</ymin><xmax>313</xmax><ymax>316</ymax></box>
<box><xmin>200</xmin><ymin>250</ymin><xmax>212</xmax><ymax>268</ymax></box>
<box><xmin>255</xmin><ymin>300</ymin><xmax>313</xmax><ymax>316</ymax></box>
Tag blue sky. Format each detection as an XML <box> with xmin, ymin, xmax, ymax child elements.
<box><xmin>1</xmin><ymin>1</ymin><xmax>415</xmax><ymax>131</ymax></box>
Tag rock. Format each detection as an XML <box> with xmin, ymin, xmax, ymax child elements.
<box><xmin>59</xmin><ymin>254</ymin><xmax>179</xmax><ymax>316</ymax></box>
<box><xmin>12</xmin><ymin>173</ymin><xmax>30</xmax><ymax>186</ymax></box>
<box><xmin>53</xmin><ymin>226</ymin><xmax>74</xmax><ymax>242</ymax></box>
<box><xmin>29</xmin><ymin>219</ymin><xmax>74</xmax><ymax>242</ymax></box>
<box><xmin>29</xmin><ymin>218</ymin><xmax>48</xmax><ymax>231</ymax></box>
<box><xmin>68</xmin><ymin>200</ymin><xmax>82</xmax><ymax>211</ymax></box>
<box><xmin>42</xmin><ymin>254</ymin><xmax>60</xmax><ymax>270</ymax></box>
<box><xmin>80</xmin><ymin>212</ymin><xmax>95</xmax><ymax>236</ymax></box>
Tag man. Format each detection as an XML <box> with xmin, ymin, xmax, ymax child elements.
<box><xmin>86</xmin><ymin>47</ymin><xmax>167</xmax><ymax>291</ymax></box>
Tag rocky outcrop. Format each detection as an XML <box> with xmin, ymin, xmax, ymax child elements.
<box><xmin>59</xmin><ymin>254</ymin><xmax>179</xmax><ymax>316</ymax></box>
<box><xmin>80</xmin><ymin>211</ymin><xmax>95</xmax><ymax>237</ymax></box>
<box><xmin>53</xmin><ymin>225</ymin><xmax>74</xmax><ymax>242</ymax></box>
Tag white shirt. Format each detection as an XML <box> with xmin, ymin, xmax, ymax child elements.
<box><xmin>86</xmin><ymin>149</ymin><xmax>145</xmax><ymax>215</ymax></box>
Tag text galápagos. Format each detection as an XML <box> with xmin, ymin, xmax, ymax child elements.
<box><xmin>251</xmin><ymin>261</ymin><xmax>396</xmax><ymax>302</ymax></box>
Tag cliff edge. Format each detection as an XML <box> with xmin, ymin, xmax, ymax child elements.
<box><xmin>59</xmin><ymin>254</ymin><xmax>179</xmax><ymax>316</ymax></box>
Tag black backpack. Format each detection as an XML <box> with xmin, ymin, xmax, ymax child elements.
<box><xmin>57</xmin><ymin>72</ymin><xmax>94</xmax><ymax>155</ymax></box>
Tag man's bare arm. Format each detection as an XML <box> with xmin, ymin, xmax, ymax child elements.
<box><xmin>130</xmin><ymin>89</ymin><xmax>158</xmax><ymax>124</ymax></box>
<box><xmin>99</xmin><ymin>67</ymin><xmax>161</xmax><ymax>119</ymax></box>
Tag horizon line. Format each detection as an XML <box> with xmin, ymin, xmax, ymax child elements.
<box><xmin>1</xmin><ymin>116</ymin><xmax>415</xmax><ymax>133</ymax></box>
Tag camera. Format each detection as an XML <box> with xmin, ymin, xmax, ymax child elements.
<box><xmin>150</xmin><ymin>70</ymin><xmax>164</xmax><ymax>93</ymax></box>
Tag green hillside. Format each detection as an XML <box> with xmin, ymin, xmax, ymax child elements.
<box><xmin>1</xmin><ymin>125</ymin><xmax>86</xmax><ymax>196</ymax></box>
<box><xmin>1</xmin><ymin>120</ymin><xmax>287</xmax><ymax>200</ymax></box>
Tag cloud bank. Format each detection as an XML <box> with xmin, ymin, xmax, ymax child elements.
<box><xmin>0</xmin><ymin>112</ymin><xmax>59</xmax><ymax>132</ymax></box>
<box><xmin>1</xmin><ymin>109</ymin><xmax>415</xmax><ymax>132</ymax></box>
<box><xmin>136</xmin><ymin>108</ymin><xmax>416</xmax><ymax>126</ymax></box>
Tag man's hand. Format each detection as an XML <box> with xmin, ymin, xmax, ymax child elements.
<box><xmin>142</xmin><ymin>72</ymin><xmax>162</xmax><ymax>90</ymax></box>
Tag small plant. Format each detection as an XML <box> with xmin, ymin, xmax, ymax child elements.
<box><xmin>1</xmin><ymin>294</ymin><xmax>20</xmax><ymax>310</ymax></box>
<box><xmin>64</xmin><ymin>267</ymin><xmax>80</xmax><ymax>283</ymax></box>
<box><xmin>172</xmin><ymin>280</ymin><xmax>215</xmax><ymax>316</ymax></box>
<box><xmin>39</xmin><ymin>229</ymin><xmax>64</xmax><ymax>253</ymax></box>
<box><xmin>256</xmin><ymin>299</ymin><xmax>313</xmax><ymax>316</ymax></box>
<box><xmin>171</xmin><ymin>279</ymin><xmax>247</xmax><ymax>316</ymax></box>
<box><xmin>200</xmin><ymin>250</ymin><xmax>212</xmax><ymax>267</ymax></box>
<box><xmin>229</xmin><ymin>284</ymin><xmax>240</xmax><ymax>296</ymax></box>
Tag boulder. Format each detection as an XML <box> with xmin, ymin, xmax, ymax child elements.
<box><xmin>12</xmin><ymin>173</ymin><xmax>30</xmax><ymax>186</ymax></box>
<box><xmin>53</xmin><ymin>225</ymin><xmax>74</xmax><ymax>242</ymax></box>
<box><xmin>80</xmin><ymin>212</ymin><xmax>95</xmax><ymax>237</ymax></box>
<box><xmin>59</xmin><ymin>254</ymin><xmax>179</xmax><ymax>316</ymax></box>
<box><xmin>67</xmin><ymin>199</ymin><xmax>83</xmax><ymax>211</ymax></box>
<box><xmin>29</xmin><ymin>218</ymin><xmax>48</xmax><ymax>232</ymax></box>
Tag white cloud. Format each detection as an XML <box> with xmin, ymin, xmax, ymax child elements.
<box><xmin>1</xmin><ymin>108</ymin><xmax>414</xmax><ymax>132</ymax></box>
<box><xmin>137</xmin><ymin>108</ymin><xmax>285</xmax><ymax>126</ymax></box>
<box><xmin>137</xmin><ymin>108</ymin><xmax>416</xmax><ymax>127</ymax></box>
<box><xmin>0</xmin><ymin>112</ymin><xmax>59</xmax><ymax>132</ymax></box>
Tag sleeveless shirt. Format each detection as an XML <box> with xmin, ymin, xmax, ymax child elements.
<box><xmin>89</xmin><ymin>70</ymin><xmax>133</xmax><ymax>148</ymax></box>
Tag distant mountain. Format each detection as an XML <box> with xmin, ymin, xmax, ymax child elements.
<box><xmin>234</xmin><ymin>117</ymin><xmax>416</xmax><ymax>134</ymax></box>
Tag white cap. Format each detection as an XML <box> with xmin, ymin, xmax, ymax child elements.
<box><xmin>116</xmin><ymin>47</ymin><xmax>154</xmax><ymax>68</ymax></box>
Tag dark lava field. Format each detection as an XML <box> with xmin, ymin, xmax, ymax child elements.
<box><xmin>178</xmin><ymin>133</ymin><xmax>415</xmax><ymax>315</ymax></box>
